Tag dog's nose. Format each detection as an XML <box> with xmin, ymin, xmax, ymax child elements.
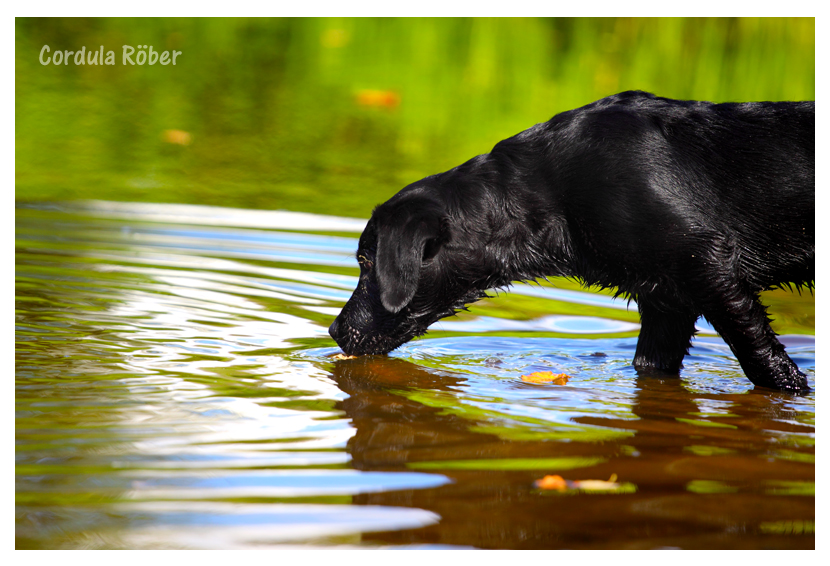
<box><xmin>328</xmin><ymin>318</ymin><xmax>340</xmax><ymax>341</ymax></box>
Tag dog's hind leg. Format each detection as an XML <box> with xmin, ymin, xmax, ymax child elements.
<box><xmin>688</xmin><ymin>237</ymin><xmax>809</xmax><ymax>391</ymax></box>
<box><xmin>697</xmin><ymin>288</ymin><xmax>808</xmax><ymax>391</ymax></box>
<box><xmin>633</xmin><ymin>298</ymin><xmax>698</xmax><ymax>374</ymax></box>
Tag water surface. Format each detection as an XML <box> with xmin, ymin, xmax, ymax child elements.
<box><xmin>15</xmin><ymin>201</ymin><xmax>815</xmax><ymax>549</ymax></box>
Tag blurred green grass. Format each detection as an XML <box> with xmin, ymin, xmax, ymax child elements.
<box><xmin>16</xmin><ymin>17</ymin><xmax>815</xmax><ymax>218</ymax></box>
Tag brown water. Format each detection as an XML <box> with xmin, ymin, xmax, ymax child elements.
<box><xmin>15</xmin><ymin>201</ymin><xmax>815</xmax><ymax>549</ymax></box>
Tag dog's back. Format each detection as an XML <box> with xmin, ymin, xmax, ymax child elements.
<box><xmin>506</xmin><ymin>91</ymin><xmax>815</xmax><ymax>292</ymax></box>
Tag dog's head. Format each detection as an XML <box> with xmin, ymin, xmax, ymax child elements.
<box><xmin>328</xmin><ymin>187</ymin><xmax>491</xmax><ymax>356</ymax></box>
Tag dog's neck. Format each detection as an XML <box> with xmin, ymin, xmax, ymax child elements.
<box><xmin>439</xmin><ymin>151</ymin><xmax>575</xmax><ymax>290</ymax></box>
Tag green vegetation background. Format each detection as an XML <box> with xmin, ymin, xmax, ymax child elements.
<box><xmin>16</xmin><ymin>18</ymin><xmax>814</xmax><ymax>217</ymax></box>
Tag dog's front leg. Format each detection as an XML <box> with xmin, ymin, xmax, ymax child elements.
<box><xmin>633</xmin><ymin>297</ymin><xmax>698</xmax><ymax>374</ymax></box>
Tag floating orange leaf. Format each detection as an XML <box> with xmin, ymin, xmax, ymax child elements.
<box><xmin>534</xmin><ymin>474</ymin><xmax>568</xmax><ymax>491</ymax></box>
<box><xmin>521</xmin><ymin>371</ymin><xmax>571</xmax><ymax>384</ymax></box>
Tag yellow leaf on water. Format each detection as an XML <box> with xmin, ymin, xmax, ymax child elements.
<box><xmin>571</xmin><ymin>474</ymin><xmax>621</xmax><ymax>491</ymax></box>
<box><xmin>330</xmin><ymin>353</ymin><xmax>357</xmax><ymax>360</ymax></box>
<box><xmin>521</xmin><ymin>371</ymin><xmax>571</xmax><ymax>385</ymax></box>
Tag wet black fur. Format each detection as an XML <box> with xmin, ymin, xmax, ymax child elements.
<box><xmin>329</xmin><ymin>91</ymin><xmax>815</xmax><ymax>391</ymax></box>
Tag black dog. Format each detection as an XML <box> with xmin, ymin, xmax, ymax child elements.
<box><xmin>329</xmin><ymin>91</ymin><xmax>814</xmax><ymax>391</ymax></box>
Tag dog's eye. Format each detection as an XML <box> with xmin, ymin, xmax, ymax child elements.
<box><xmin>357</xmin><ymin>255</ymin><xmax>373</xmax><ymax>269</ymax></box>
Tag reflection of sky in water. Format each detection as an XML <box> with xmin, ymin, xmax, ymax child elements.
<box><xmin>123</xmin><ymin>469</ymin><xmax>451</xmax><ymax>499</ymax></box>
<box><xmin>131</xmin><ymin>225</ymin><xmax>358</xmax><ymax>252</ymax></box>
<box><xmin>114</xmin><ymin>502</ymin><xmax>442</xmax><ymax>549</ymax></box>
<box><xmin>121</xmin><ymin>236</ymin><xmax>358</xmax><ymax>267</ymax></box>
<box><xmin>390</xmin><ymin>336</ymin><xmax>644</xmax><ymax>432</ymax></box>
<box><xmin>508</xmin><ymin>283</ymin><xmax>632</xmax><ymax>310</ymax></box>
<box><xmin>84</xmin><ymin>200</ymin><xmax>368</xmax><ymax>232</ymax></box>
<box><xmin>433</xmin><ymin>314</ymin><xmax>639</xmax><ymax>334</ymax></box>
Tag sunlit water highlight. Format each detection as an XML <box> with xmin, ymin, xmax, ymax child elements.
<box><xmin>16</xmin><ymin>201</ymin><xmax>815</xmax><ymax>549</ymax></box>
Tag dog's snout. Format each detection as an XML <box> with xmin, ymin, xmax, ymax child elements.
<box><xmin>328</xmin><ymin>317</ymin><xmax>340</xmax><ymax>341</ymax></box>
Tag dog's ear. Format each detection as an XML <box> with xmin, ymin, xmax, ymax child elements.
<box><xmin>376</xmin><ymin>204</ymin><xmax>445</xmax><ymax>313</ymax></box>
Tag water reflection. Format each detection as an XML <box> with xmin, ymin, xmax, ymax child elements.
<box><xmin>325</xmin><ymin>351</ymin><xmax>814</xmax><ymax>549</ymax></box>
<box><xmin>16</xmin><ymin>201</ymin><xmax>814</xmax><ymax>549</ymax></box>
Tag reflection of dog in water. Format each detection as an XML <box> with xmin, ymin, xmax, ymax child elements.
<box><xmin>329</xmin><ymin>91</ymin><xmax>814</xmax><ymax>391</ymax></box>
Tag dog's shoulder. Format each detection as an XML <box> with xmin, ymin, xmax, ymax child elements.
<box><xmin>583</xmin><ymin>89</ymin><xmax>661</xmax><ymax>109</ymax></box>
<box><xmin>570</xmin><ymin>90</ymin><xmax>695</xmax><ymax>115</ymax></box>
<box><xmin>543</xmin><ymin>91</ymin><xmax>678</xmax><ymax>147</ymax></box>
